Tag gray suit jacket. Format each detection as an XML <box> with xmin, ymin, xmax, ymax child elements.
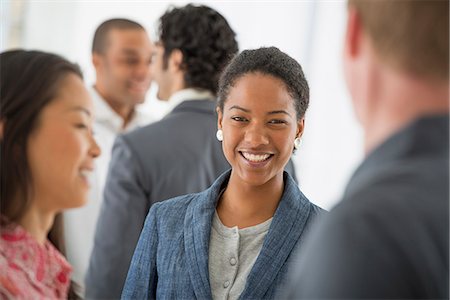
<box><xmin>122</xmin><ymin>170</ymin><xmax>323</xmax><ymax>299</ymax></box>
<box><xmin>86</xmin><ymin>99</ymin><xmax>298</xmax><ymax>299</ymax></box>
<box><xmin>284</xmin><ymin>114</ymin><xmax>449</xmax><ymax>299</ymax></box>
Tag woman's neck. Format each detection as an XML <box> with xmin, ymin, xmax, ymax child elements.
<box><xmin>18</xmin><ymin>204</ymin><xmax>55</xmax><ymax>245</ymax></box>
<box><xmin>217</xmin><ymin>172</ymin><xmax>284</xmax><ymax>229</ymax></box>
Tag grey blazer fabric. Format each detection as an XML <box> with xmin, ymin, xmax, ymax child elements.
<box><xmin>122</xmin><ymin>170</ymin><xmax>323</xmax><ymax>299</ymax></box>
<box><xmin>86</xmin><ymin>99</ymin><xmax>298</xmax><ymax>299</ymax></box>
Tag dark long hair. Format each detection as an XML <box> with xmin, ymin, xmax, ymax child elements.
<box><xmin>0</xmin><ymin>49</ymin><xmax>82</xmax><ymax>222</ymax></box>
<box><xmin>0</xmin><ymin>49</ymin><xmax>83</xmax><ymax>299</ymax></box>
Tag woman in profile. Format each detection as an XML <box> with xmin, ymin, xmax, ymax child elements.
<box><xmin>122</xmin><ymin>47</ymin><xmax>323</xmax><ymax>299</ymax></box>
<box><xmin>0</xmin><ymin>50</ymin><xmax>101</xmax><ymax>299</ymax></box>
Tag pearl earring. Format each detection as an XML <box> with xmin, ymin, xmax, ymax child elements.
<box><xmin>294</xmin><ymin>137</ymin><xmax>301</xmax><ymax>150</ymax></box>
<box><xmin>216</xmin><ymin>129</ymin><xmax>223</xmax><ymax>142</ymax></box>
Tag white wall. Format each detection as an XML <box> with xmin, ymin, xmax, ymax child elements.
<box><xmin>2</xmin><ymin>0</ymin><xmax>363</xmax><ymax>209</ymax></box>
<box><xmin>296</xmin><ymin>1</ymin><xmax>363</xmax><ymax>209</ymax></box>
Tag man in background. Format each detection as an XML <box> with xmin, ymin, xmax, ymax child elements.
<box><xmin>85</xmin><ymin>5</ymin><xmax>238</xmax><ymax>299</ymax></box>
<box><xmin>285</xmin><ymin>0</ymin><xmax>449</xmax><ymax>298</ymax></box>
<box><xmin>63</xmin><ymin>18</ymin><xmax>153</xmax><ymax>296</ymax></box>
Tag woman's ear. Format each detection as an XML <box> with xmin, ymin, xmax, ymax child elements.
<box><xmin>296</xmin><ymin>118</ymin><xmax>305</xmax><ymax>138</ymax></box>
<box><xmin>216</xmin><ymin>107</ymin><xmax>223</xmax><ymax>130</ymax></box>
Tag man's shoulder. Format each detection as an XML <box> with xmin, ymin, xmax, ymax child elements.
<box><xmin>117</xmin><ymin>103</ymin><xmax>220</xmax><ymax>161</ymax></box>
<box><xmin>347</xmin><ymin>155</ymin><xmax>447</xmax><ymax>201</ymax></box>
<box><xmin>297</xmin><ymin>157</ymin><xmax>449</xmax><ymax>298</ymax></box>
<box><xmin>115</xmin><ymin>118</ymin><xmax>180</xmax><ymax>156</ymax></box>
<box><xmin>331</xmin><ymin>157</ymin><xmax>448</xmax><ymax>237</ymax></box>
<box><xmin>124</xmin><ymin>106</ymin><xmax>214</xmax><ymax>141</ymax></box>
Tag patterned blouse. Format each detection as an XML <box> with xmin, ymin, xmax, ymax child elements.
<box><xmin>0</xmin><ymin>221</ymin><xmax>72</xmax><ymax>299</ymax></box>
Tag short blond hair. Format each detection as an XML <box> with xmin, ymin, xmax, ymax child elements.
<box><xmin>349</xmin><ymin>0</ymin><xmax>449</xmax><ymax>80</ymax></box>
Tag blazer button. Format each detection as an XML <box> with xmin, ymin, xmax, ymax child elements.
<box><xmin>230</xmin><ymin>257</ymin><xmax>236</xmax><ymax>266</ymax></box>
<box><xmin>223</xmin><ymin>280</ymin><xmax>230</xmax><ymax>288</ymax></box>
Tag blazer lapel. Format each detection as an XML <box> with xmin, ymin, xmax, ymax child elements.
<box><xmin>184</xmin><ymin>170</ymin><xmax>231</xmax><ymax>299</ymax></box>
<box><xmin>240</xmin><ymin>172</ymin><xmax>312</xmax><ymax>299</ymax></box>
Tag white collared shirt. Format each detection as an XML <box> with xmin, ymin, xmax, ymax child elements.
<box><xmin>92</xmin><ymin>86</ymin><xmax>151</xmax><ymax>134</ymax></box>
<box><xmin>63</xmin><ymin>86</ymin><xmax>154</xmax><ymax>293</ymax></box>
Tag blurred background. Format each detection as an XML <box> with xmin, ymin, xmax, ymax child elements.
<box><xmin>1</xmin><ymin>0</ymin><xmax>363</xmax><ymax>210</ymax></box>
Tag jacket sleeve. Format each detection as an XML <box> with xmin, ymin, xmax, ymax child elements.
<box><xmin>85</xmin><ymin>134</ymin><xmax>150</xmax><ymax>299</ymax></box>
<box><xmin>121</xmin><ymin>204</ymin><xmax>159</xmax><ymax>300</ymax></box>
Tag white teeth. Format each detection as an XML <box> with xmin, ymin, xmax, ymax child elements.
<box><xmin>241</xmin><ymin>152</ymin><xmax>271</xmax><ymax>162</ymax></box>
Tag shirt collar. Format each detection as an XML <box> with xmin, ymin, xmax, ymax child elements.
<box><xmin>90</xmin><ymin>85</ymin><xmax>149</xmax><ymax>133</ymax></box>
<box><xmin>166</xmin><ymin>88</ymin><xmax>215</xmax><ymax>113</ymax></box>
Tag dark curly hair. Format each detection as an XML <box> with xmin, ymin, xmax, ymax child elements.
<box><xmin>158</xmin><ymin>4</ymin><xmax>239</xmax><ymax>94</ymax></box>
<box><xmin>218</xmin><ymin>47</ymin><xmax>309</xmax><ymax>120</ymax></box>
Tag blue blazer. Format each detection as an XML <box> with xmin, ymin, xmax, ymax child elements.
<box><xmin>87</xmin><ymin>99</ymin><xmax>298</xmax><ymax>299</ymax></box>
<box><xmin>122</xmin><ymin>170</ymin><xmax>323</xmax><ymax>299</ymax></box>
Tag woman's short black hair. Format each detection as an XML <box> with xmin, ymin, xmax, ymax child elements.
<box><xmin>158</xmin><ymin>4</ymin><xmax>239</xmax><ymax>94</ymax></box>
<box><xmin>218</xmin><ymin>47</ymin><xmax>309</xmax><ymax>120</ymax></box>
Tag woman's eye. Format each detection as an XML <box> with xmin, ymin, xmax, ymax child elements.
<box><xmin>231</xmin><ymin>116</ymin><xmax>247</xmax><ymax>122</ymax></box>
<box><xmin>268</xmin><ymin>119</ymin><xmax>287</xmax><ymax>124</ymax></box>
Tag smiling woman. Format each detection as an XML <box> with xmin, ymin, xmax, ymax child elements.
<box><xmin>122</xmin><ymin>47</ymin><xmax>325</xmax><ymax>300</ymax></box>
<box><xmin>218</xmin><ymin>73</ymin><xmax>301</xmax><ymax>192</ymax></box>
<box><xmin>0</xmin><ymin>50</ymin><xmax>100</xmax><ymax>299</ymax></box>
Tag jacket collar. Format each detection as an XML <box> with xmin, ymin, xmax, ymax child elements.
<box><xmin>344</xmin><ymin>113</ymin><xmax>449</xmax><ymax>199</ymax></box>
<box><xmin>90</xmin><ymin>85</ymin><xmax>150</xmax><ymax>133</ymax></box>
<box><xmin>183</xmin><ymin>171</ymin><xmax>229</xmax><ymax>299</ymax></box>
<box><xmin>183</xmin><ymin>170</ymin><xmax>312</xmax><ymax>298</ymax></box>
<box><xmin>240</xmin><ymin>172</ymin><xmax>311</xmax><ymax>299</ymax></box>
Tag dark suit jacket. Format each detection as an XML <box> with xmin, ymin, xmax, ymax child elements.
<box><xmin>122</xmin><ymin>170</ymin><xmax>323</xmax><ymax>299</ymax></box>
<box><xmin>284</xmin><ymin>114</ymin><xmax>449</xmax><ymax>299</ymax></box>
<box><xmin>86</xmin><ymin>99</ymin><xmax>298</xmax><ymax>299</ymax></box>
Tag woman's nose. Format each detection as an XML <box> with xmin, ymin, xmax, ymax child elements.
<box><xmin>244</xmin><ymin>124</ymin><xmax>269</xmax><ymax>147</ymax></box>
<box><xmin>89</xmin><ymin>135</ymin><xmax>101</xmax><ymax>158</ymax></box>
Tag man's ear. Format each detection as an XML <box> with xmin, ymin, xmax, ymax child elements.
<box><xmin>344</xmin><ymin>7</ymin><xmax>363</xmax><ymax>59</ymax></box>
<box><xmin>169</xmin><ymin>49</ymin><xmax>183</xmax><ymax>71</ymax></box>
<box><xmin>296</xmin><ymin>118</ymin><xmax>305</xmax><ymax>138</ymax></box>
<box><xmin>92</xmin><ymin>53</ymin><xmax>102</xmax><ymax>70</ymax></box>
<box><xmin>216</xmin><ymin>107</ymin><xmax>223</xmax><ymax>130</ymax></box>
